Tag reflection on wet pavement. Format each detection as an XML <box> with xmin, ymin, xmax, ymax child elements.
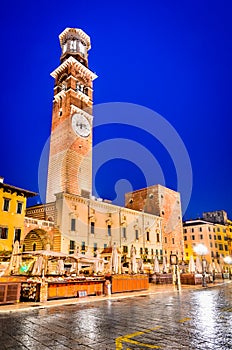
<box><xmin>0</xmin><ymin>283</ymin><xmax>231</xmax><ymax>349</ymax></box>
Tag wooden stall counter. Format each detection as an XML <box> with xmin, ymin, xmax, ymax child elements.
<box><xmin>0</xmin><ymin>282</ymin><xmax>21</xmax><ymax>304</ymax></box>
<box><xmin>47</xmin><ymin>277</ymin><xmax>105</xmax><ymax>300</ymax></box>
<box><xmin>0</xmin><ymin>276</ymin><xmax>27</xmax><ymax>305</ymax></box>
<box><xmin>110</xmin><ymin>274</ymin><xmax>149</xmax><ymax>293</ymax></box>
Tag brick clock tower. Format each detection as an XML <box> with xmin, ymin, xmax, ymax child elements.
<box><xmin>46</xmin><ymin>28</ymin><xmax>97</xmax><ymax>203</ymax></box>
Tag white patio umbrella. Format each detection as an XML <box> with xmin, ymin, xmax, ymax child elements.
<box><xmin>188</xmin><ymin>255</ymin><xmax>196</xmax><ymax>273</ymax></box>
<box><xmin>195</xmin><ymin>256</ymin><xmax>202</xmax><ymax>273</ymax></box>
<box><xmin>162</xmin><ymin>256</ymin><xmax>168</xmax><ymax>273</ymax></box>
<box><xmin>111</xmin><ymin>243</ymin><xmax>119</xmax><ymax>274</ymax></box>
<box><xmin>219</xmin><ymin>254</ymin><xmax>224</xmax><ymax>271</ymax></box>
<box><xmin>32</xmin><ymin>255</ymin><xmax>43</xmax><ymax>275</ymax></box>
<box><xmin>57</xmin><ymin>259</ymin><xmax>65</xmax><ymax>275</ymax></box>
<box><xmin>9</xmin><ymin>241</ymin><xmax>22</xmax><ymax>274</ymax></box>
<box><xmin>215</xmin><ymin>262</ymin><xmax>222</xmax><ymax>273</ymax></box>
<box><xmin>130</xmin><ymin>245</ymin><xmax>137</xmax><ymax>274</ymax></box>
<box><xmin>22</xmin><ymin>250</ymin><xmax>67</xmax><ymax>276</ymax></box>
<box><xmin>208</xmin><ymin>263</ymin><xmax>213</xmax><ymax>274</ymax></box>
<box><xmin>153</xmin><ymin>256</ymin><xmax>160</xmax><ymax>273</ymax></box>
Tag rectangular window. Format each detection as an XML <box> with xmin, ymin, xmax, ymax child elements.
<box><xmin>217</xmin><ymin>228</ymin><xmax>220</xmax><ymax>232</ymax></box>
<box><xmin>184</xmin><ymin>228</ymin><xmax>187</xmax><ymax>233</ymax></box>
<box><xmin>91</xmin><ymin>222</ymin><xmax>95</xmax><ymax>234</ymax></box>
<box><xmin>218</xmin><ymin>235</ymin><xmax>222</xmax><ymax>240</ymax></box>
<box><xmin>191</xmin><ymin>228</ymin><xmax>194</xmax><ymax>233</ymax></box>
<box><xmin>135</xmin><ymin>229</ymin><xmax>139</xmax><ymax>240</ymax></box>
<box><xmin>186</xmin><ymin>252</ymin><xmax>189</xmax><ymax>257</ymax></box>
<box><xmin>81</xmin><ymin>241</ymin><xmax>85</xmax><ymax>251</ymax></box>
<box><xmin>210</xmin><ymin>242</ymin><xmax>213</xmax><ymax>248</ymax></box>
<box><xmin>208</xmin><ymin>227</ymin><xmax>211</xmax><ymax>232</ymax></box>
<box><xmin>191</xmin><ymin>235</ymin><xmax>195</xmax><ymax>240</ymax></box>
<box><xmin>146</xmin><ymin>231</ymin><xmax>150</xmax><ymax>241</ymax></box>
<box><xmin>14</xmin><ymin>228</ymin><xmax>21</xmax><ymax>242</ymax></box>
<box><xmin>3</xmin><ymin>198</ymin><xmax>10</xmax><ymax>212</ymax></box>
<box><xmin>16</xmin><ymin>202</ymin><xmax>23</xmax><ymax>214</ymax></box>
<box><xmin>225</xmin><ymin>245</ymin><xmax>228</xmax><ymax>251</ymax></box>
<box><xmin>104</xmin><ymin>243</ymin><xmax>107</xmax><ymax>249</ymax></box>
<box><xmin>108</xmin><ymin>225</ymin><xmax>111</xmax><ymax>236</ymax></box>
<box><xmin>164</xmin><ymin>237</ymin><xmax>167</xmax><ymax>243</ymax></box>
<box><xmin>172</xmin><ymin>238</ymin><xmax>175</xmax><ymax>244</ymax></box>
<box><xmin>215</xmin><ymin>243</ymin><xmax>218</xmax><ymax>248</ymax></box>
<box><xmin>71</xmin><ymin>218</ymin><xmax>76</xmax><ymax>231</ymax></box>
<box><xmin>209</xmin><ymin>234</ymin><xmax>212</xmax><ymax>239</ymax></box>
<box><xmin>151</xmin><ymin>248</ymin><xmax>154</xmax><ymax>255</ymax></box>
<box><xmin>140</xmin><ymin>247</ymin><xmax>143</xmax><ymax>255</ymax></box>
<box><xmin>213</xmin><ymin>228</ymin><xmax>215</xmax><ymax>232</ymax></box>
<box><xmin>69</xmin><ymin>240</ymin><xmax>75</xmax><ymax>254</ymax></box>
<box><xmin>211</xmin><ymin>251</ymin><xmax>214</xmax><ymax>257</ymax></box>
<box><xmin>219</xmin><ymin>244</ymin><xmax>223</xmax><ymax>251</ymax></box>
<box><xmin>223</xmin><ymin>228</ymin><xmax>226</xmax><ymax>233</ymax></box>
<box><xmin>156</xmin><ymin>233</ymin><xmax>160</xmax><ymax>242</ymax></box>
<box><xmin>184</xmin><ymin>236</ymin><xmax>187</xmax><ymax>241</ymax></box>
<box><xmin>214</xmin><ymin>235</ymin><xmax>216</xmax><ymax>240</ymax></box>
<box><xmin>160</xmin><ymin>249</ymin><xmax>163</xmax><ymax>256</ymax></box>
<box><xmin>123</xmin><ymin>245</ymin><xmax>128</xmax><ymax>254</ymax></box>
<box><xmin>199</xmin><ymin>234</ymin><xmax>203</xmax><ymax>240</ymax></box>
<box><xmin>94</xmin><ymin>243</ymin><xmax>97</xmax><ymax>251</ymax></box>
<box><xmin>199</xmin><ymin>227</ymin><xmax>202</xmax><ymax>232</ymax></box>
<box><xmin>145</xmin><ymin>248</ymin><xmax>148</xmax><ymax>255</ymax></box>
<box><xmin>122</xmin><ymin>227</ymin><xmax>126</xmax><ymax>238</ymax></box>
<box><xmin>185</xmin><ymin>244</ymin><xmax>188</xmax><ymax>248</ymax></box>
<box><xmin>0</xmin><ymin>227</ymin><xmax>8</xmax><ymax>239</ymax></box>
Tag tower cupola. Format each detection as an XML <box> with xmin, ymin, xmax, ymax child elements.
<box><xmin>59</xmin><ymin>28</ymin><xmax>91</xmax><ymax>67</ymax></box>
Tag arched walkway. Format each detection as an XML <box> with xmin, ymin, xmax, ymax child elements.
<box><xmin>23</xmin><ymin>229</ymin><xmax>51</xmax><ymax>251</ymax></box>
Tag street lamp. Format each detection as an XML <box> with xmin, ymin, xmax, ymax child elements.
<box><xmin>224</xmin><ymin>256</ymin><xmax>232</xmax><ymax>278</ymax></box>
<box><xmin>194</xmin><ymin>244</ymin><xmax>208</xmax><ymax>287</ymax></box>
<box><xmin>170</xmin><ymin>254</ymin><xmax>180</xmax><ymax>290</ymax></box>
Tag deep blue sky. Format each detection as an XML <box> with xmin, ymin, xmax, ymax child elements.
<box><xmin>0</xmin><ymin>0</ymin><xmax>232</xmax><ymax>220</ymax></box>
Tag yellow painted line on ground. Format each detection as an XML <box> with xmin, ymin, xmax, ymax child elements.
<box><xmin>178</xmin><ymin>317</ymin><xmax>191</xmax><ymax>323</ymax></box>
<box><xmin>115</xmin><ymin>327</ymin><xmax>161</xmax><ymax>349</ymax></box>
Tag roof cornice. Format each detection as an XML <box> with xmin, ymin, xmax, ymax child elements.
<box><xmin>50</xmin><ymin>56</ymin><xmax>97</xmax><ymax>81</ymax></box>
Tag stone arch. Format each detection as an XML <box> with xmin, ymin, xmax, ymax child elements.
<box><xmin>23</xmin><ymin>229</ymin><xmax>52</xmax><ymax>251</ymax></box>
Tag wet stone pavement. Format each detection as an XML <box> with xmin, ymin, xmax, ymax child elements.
<box><xmin>0</xmin><ymin>283</ymin><xmax>231</xmax><ymax>350</ymax></box>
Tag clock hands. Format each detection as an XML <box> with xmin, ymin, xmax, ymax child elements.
<box><xmin>72</xmin><ymin>114</ymin><xmax>90</xmax><ymax>137</ymax></box>
<box><xmin>76</xmin><ymin>122</ymin><xmax>88</xmax><ymax>130</ymax></box>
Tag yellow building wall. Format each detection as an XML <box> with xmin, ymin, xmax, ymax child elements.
<box><xmin>0</xmin><ymin>188</ymin><xmax>27</xmax><ymax>252</ymax></box>
<box><xmin>183</xmin><ymin>221</ymin><xmax>230</xmax><ymax>264</ymax></box>
<box><xmin>227</xmin><ymin>220</ymin><xmax>232</xmax><ymax>256</ymax></box>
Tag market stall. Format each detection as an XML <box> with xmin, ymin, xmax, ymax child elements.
<box><xmin>19</xmin><ymin>250</ymin><xmax>106</xmax><ymax>302</ymax></box>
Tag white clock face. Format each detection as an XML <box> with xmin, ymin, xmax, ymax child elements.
<box><xmin>71</xmin><ymin>114</ymin><xmax>91</xmax><ymax>137</ymax></box>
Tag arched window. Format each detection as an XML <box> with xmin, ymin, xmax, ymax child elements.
<box><xmin>33</xmin><ymin>243</ymin><xmax>36</xmax><ymax>251</ymax></box>
<box><xmin>70</xmin><ymin>40</ymin><xmax>76</xmax><ymax>51</ymax></box>
<box><xmin>63</xmin><ymin>42</ymin><xmax>67</xmax><ymax>53</ymax></box>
